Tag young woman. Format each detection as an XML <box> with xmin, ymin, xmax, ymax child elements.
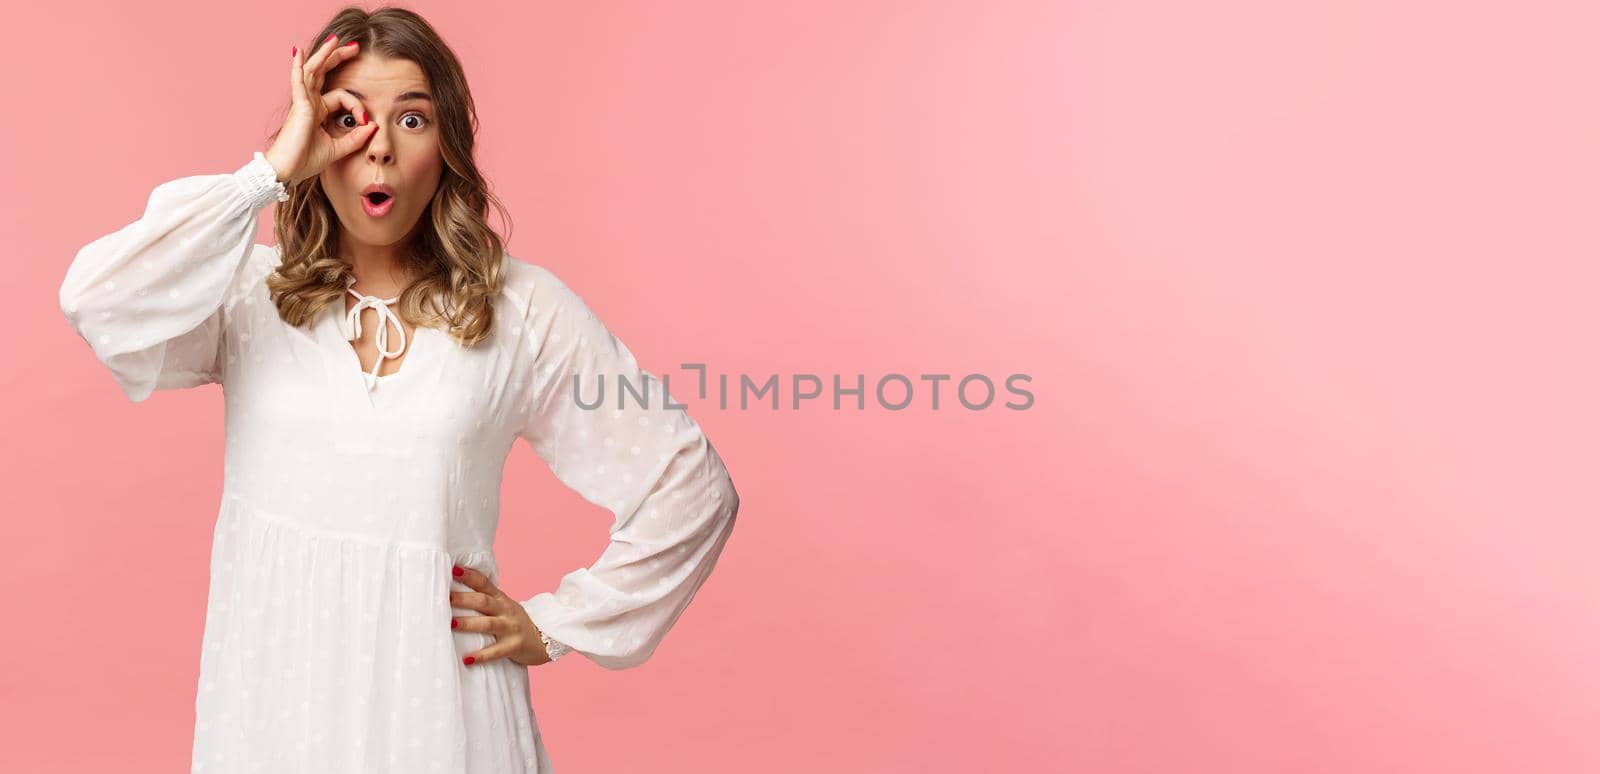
<box><xmin>56</xmin><ymin>7</ymin><xmax>739</xmax><ymax>773</ymax></box>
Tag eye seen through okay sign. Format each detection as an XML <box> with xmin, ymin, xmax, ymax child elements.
<box><xmin>449</xmin><ymin>565</ymin><xmax>554</xmax><ymax>667</ymax></box>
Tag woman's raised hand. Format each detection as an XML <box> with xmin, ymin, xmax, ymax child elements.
<box><xmin>263</xmin><ymin>33</ymin><xmax>378</xmax><ymax>186</ymax></box>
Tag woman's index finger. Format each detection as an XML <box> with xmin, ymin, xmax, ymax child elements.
<box><xmin>452</xmin><ymin>564</ymin><xmax>493</xmax><ymax>590</ymax></box>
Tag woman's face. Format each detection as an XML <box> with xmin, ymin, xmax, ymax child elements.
<box><xmin>320</xmin><ymin>54</ymin><xmax>443</xmax><ymax>252</ymax></box>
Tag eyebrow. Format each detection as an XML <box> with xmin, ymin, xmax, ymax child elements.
<box><xmin>343</xmin><ymin>88</ymin><xmax>433</xmax><ymax>105</ymax></box>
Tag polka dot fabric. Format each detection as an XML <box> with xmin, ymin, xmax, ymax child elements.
<box><xmin>58</xmin><ymin>152</ymin><xmax>741</xmax><ymax>773</ymax></box>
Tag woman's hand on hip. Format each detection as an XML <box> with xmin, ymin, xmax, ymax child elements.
<box><xmin>449</xmin><ymin>565</ymin><xmax>553</xmax><ymax>667</ymax></box>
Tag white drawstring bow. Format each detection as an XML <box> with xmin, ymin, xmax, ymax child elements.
<box><xmin>340</xmin><ymin>279</ymin><xmax>406</xmax><ymax>391</ymax></box>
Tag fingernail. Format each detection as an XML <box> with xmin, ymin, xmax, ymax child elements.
<box><xmin>463</xmin><ymin>656</ymin><xmax>475</xmax><ymax>665</ymax></box>
<box><xmin>452</xmin><ymin>566</ymin><xmax>463</xmax><ymax>576</ymax></box>
<box><xmin>290</xmin><ymin>46</ymin><xmax>297</xmax><ymax>57</ymax></box>
<box><xmin>324</xmin><ymin>33</ymin><xmax>338</xmax><ymax>45</ymax></box>
<box><xmin>451</xmin><ymin>619</ymin><xmax>458</xmax><ymax>629</ymax></box>
<box><xmin>345</xmin><ymin>40</ymin><xmax>359</xmax><ymax>48</ymax></box>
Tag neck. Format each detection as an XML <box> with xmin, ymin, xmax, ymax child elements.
<box><xmin>342</xmin><ymin>238</ymin><xmax>416</xmax><ymax>296</ymax></box>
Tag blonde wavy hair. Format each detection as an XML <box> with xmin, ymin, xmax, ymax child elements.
<box><xmin>263</xmin><ymin>5</ymin><xmax>512</xmax><ymax>348</ymax></box>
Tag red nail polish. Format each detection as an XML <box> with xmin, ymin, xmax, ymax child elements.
<box><xmin>345</xmin><ymin>40</ymin><xmax>359</xmax><ymax>47</ymax></box>
<box><xmin>290</xmin><ymin>46</ymin><xmax>297</xmax><ymax>57</ymax></box>
<box><xmin>452</xmin><ymin>566</ymin><xmax>463</xmax><ymax>576</ymax></box>
<box><xmin>324</xmin><ymin>33</ymin><xmax>337</xmax><ymax>45</ymax></box>
<box><xmin>451</xmin><ymin>620</ymin><xmax>458</xmax><ymax>629</ymax></box>
<box><xmin>463</xmin><ymin>656</ymin><xmax>475</xmax><ymax>665</ymax></box>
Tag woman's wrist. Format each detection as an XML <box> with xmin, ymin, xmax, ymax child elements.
<box><xmin>237</xmin><ymin>152</ymin><xmax>292</xmax><ymax>206</ymax></box>
<box><xmin>536</xmin><ymin>626</ymin><xmax>567</xmax><ymax>662</ymax></box>
<box><xmin>261</xmin><ymin>149</ymin><xmax>292</xmax><ymax>185</ymax></box>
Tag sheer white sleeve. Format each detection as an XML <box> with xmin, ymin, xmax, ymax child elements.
<box><xmin>512</xmin><ymin>264</ymin><xmax>739</xmax><ymax>670</ymax></box>
<box><xmin>58</xmin><ymin>151</ymin><xmax>287</xmax><ymax>402</ymax></box>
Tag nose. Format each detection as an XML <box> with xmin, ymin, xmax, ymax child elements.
<box><xmin>365</xmin><ymin>126</ymin><xmax>393</xmax><ymax>164</ymax></box>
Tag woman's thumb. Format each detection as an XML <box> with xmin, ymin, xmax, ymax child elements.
<box><xmin>338</xmin><ymin>122</ymin><xmax>379</xmax><ymax>158</ymax></box>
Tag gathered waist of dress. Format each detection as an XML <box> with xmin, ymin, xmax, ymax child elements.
<box><xmin>219</xmin><ymin>491</ymin><xmax>494</xmax><ymax>558</ymax></box>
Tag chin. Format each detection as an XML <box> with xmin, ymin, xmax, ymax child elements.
<box><xmin>354</xmin><ymin>228</ymin><xmax>411</xmax><ymax>248</ymax></box>
<box><xmin>341</xmin><ymin>212</ymin><xmax>418</xmax><ymax>246</ymax></box>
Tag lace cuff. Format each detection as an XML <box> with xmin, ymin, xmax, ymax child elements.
<box><xmin>539</xmin><ymin>628</ymin><xmax>570</xmax><ymax>662</ymax></box>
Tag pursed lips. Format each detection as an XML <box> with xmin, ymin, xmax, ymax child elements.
<box><xmin>361</xmin><ymin>181</ymin><xmax>395</xmax><ymax>204</ymax></box>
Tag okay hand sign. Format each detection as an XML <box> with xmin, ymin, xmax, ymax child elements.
<box><xmin>263</xmin><ymin>32</ymin><xmax>379</xmax><ymax>186</ymax></box>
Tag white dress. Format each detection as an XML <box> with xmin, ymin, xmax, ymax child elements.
<box><xmin>57</xmin><ymin>152</ymin><xmax>740</xmax><ymax>774</ymax></box>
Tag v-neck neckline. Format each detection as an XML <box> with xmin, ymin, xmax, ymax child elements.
<box><xmin>316</xmin><ymin>298</ymin><xmax>434</xmax><ymax>407</ymax></box>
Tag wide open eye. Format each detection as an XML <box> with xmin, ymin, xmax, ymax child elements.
<box><xmin>329</xmin><ymin>111</ymin><xmax>360</xmax><ymax>129</ymax></box>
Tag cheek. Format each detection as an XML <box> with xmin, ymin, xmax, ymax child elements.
<box><xmin>403</xmin><ymin>144</ymin><xmax>441</xmax><ymax>175</ymax></box>
<box><xmin>403</xmin><ymin>159</ymin><xmax>444</xmax><ymax>203</ymax></box>
<box><xmin>319</xmin><ymin>167</ymin><xmax>355</xmax><ymax>198</ymax></box>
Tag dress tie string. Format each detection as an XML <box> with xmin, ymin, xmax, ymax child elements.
<box><xmin>340</xmin><ymin>279</ymin><xmax>406</xmax><ymax>392</ymax></box>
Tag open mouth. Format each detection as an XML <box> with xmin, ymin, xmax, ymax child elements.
<box><xmin>361</xmin><ymin>190</ymin><xmax>395</xmax><ymax>217</ymax></box>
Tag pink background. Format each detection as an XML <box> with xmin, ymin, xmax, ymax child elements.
<box><xmin>4</xmin><ymin>1</ymin><xmax>1598</xmax><ymax>771</ymax></box>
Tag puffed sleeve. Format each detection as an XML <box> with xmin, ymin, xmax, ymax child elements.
<box><xmin>513</xmin><ymin>263</ymin><xmax>740</xmax><ymax>670</ymax></box>
<box><xmin>58</xmin><ymin>151</ymin><xmax>289</xmax><ymax>403</ymax></box>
